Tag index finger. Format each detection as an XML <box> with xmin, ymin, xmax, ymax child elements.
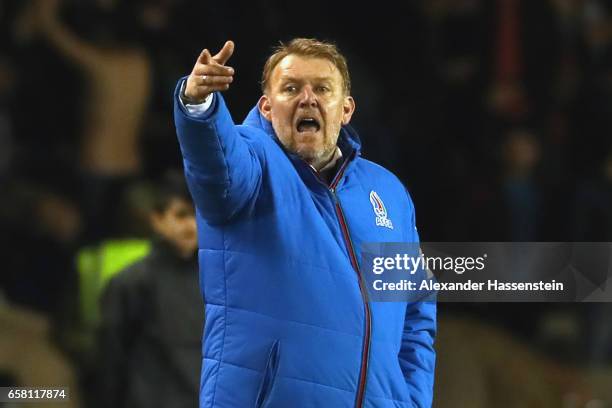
<box><xmin>212</xmin><ymin>41</ymin><xmax>235</xmax><ymax>66</ymax></box>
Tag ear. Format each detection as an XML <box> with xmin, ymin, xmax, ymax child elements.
<box><xmin>341</xmin><ymin>96</ymin><xmax>356</xmax><ymax>125</ymax></box>
<box><xmin>257</xmin><ymin>95</ymin><xmax>272</xmax><ymax>121</ymax></box>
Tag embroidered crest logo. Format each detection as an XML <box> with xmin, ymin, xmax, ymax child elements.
<box><xmin>369</xmin><ymin>191</ymin><xmax>394</xmax><ymax>229</ymax></box>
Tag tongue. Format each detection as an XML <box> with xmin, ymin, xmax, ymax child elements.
<box><xmin>298</xmin><ymin>123</ymin><xmax>318</xmax><ymax>132</ymax></box>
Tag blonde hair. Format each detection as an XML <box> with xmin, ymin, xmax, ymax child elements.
<box><xmin>261</xmin><ymin>38</ymin><xmax>351</xmax><ymax>95</ymax></box>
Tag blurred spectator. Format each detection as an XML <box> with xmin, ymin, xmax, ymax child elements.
<box><xmin>573</xmin><ymin>149</ymin><xmax>612</xmax><ymax>241</ymax></box>
<box><xmin>500</xmin><ymin>129</ymin><xmax>543</xmax><ymax>240</ymax></box>
<box><xmin>17</xmin><ymin>0</ymin><xmax>152</xmax><ymax>242</ymax></box>
<box><xmin>96</xmin><ymin>171</ymin><xmax>201</xmax><ymax>408</ymax></box>
<box><xmin>486</xmin><ymin>0</ymin><xmax>561</xmax><ymax>124</ymax></box>
<box><xmin>44</xmin><ymin>178</ymin><xmax>156</xmax><ymax>391</ymax></box>
<box><xmin>461</xmin><ymin>129</ymin><xmax>566</xmax><ymax>342</ymax></box>
<box><xmin>411</xmin><ymin>0</ymin><xmax>488</xmax><ymax>240</ymax></box>
<box><xmin>0</xmin><ymin>181</ymin><xmax>81</xmax><ymax>319</ymax></box>
<box><xmin>573</xmin><ymin>150</ymin><xmax>612</xmax><ymax>367</ymax></box>
<box><xmin>469</xmin><ymin>129</ymin><xmax>552</xmax><ymax>241</ymax></box>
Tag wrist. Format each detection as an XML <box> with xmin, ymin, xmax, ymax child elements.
<box><xmin>181</xmin><ymin>80</ymin><xmax>208</xmax><ymax>105</ymax></box>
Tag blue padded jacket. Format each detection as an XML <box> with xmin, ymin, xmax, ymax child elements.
<box><xmin>173</xmin><ymin>81</ymin><xmax>436</xmax><ymax>408</ymax></box>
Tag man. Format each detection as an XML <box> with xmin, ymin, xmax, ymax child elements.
<box><xmin>174</xmin><ymin>38</ymin><xmax>436</xmax><ymax>408</ymax></box>
<box><xmin>97</xmin><ymin>172</ymin><xmax>202</xmax><ymax>408</ymax></box>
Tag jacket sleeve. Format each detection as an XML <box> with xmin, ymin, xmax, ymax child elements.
<box><xmin>399</xmin><ymin>194</ymin><xmax>437</xmax><ymax>408</ymax></box>
<box><xmin>173</xmin><ymin>78</ymin><xmax>263</xmax><ymax>223</ymax></box>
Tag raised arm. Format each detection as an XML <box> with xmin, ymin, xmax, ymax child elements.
<box><xmin>174</xmin><ymin>42</ymin><xmax>263</xmax><ymax>223</ymax></box>
<box><xmin>30</xmin><ymin>0</ymin><xmax>102</xmax><ymax>70</ymax></box>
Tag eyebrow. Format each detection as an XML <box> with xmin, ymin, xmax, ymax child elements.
<box><xmin>279</xmin><ymin>76</ymin><xmax>334</xmax><ymax>83</ymax></box>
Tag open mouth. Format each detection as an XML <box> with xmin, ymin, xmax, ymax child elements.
<box><xmin>296</xmin><ymin>117</ymin><xmax>321</xmax><ymax>133</ymax></box>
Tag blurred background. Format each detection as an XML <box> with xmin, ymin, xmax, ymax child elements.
<box><xmin>1</xmin><ymin>0</ymin><xmax>612</xmax><ymax>406</ymax></box>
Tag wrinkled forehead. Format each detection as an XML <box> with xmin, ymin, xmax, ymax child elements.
<box><xmin>271</xmin><ymin>55</ymin><xmax>342</xmax><ymax>85</ymax></box>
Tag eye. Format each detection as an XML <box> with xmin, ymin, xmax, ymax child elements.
<box><xmin>316</xmin><ymin>86</ymin><xmax>330</xmax><ymax>93</ymax></box>
<box><xmin>174</xmin><ymin>208</ymin><xmax>192</xmax><ymax>219</ymax></box>
<box><xmin>283</xmin><ymin>85</ymin><xmax>297</xmax><ymax>93</ymax></box>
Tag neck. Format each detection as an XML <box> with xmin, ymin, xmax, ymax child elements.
<box><xmin>156</xmin><ymin>238</ymin><xmax>195</xmax><ymax>260</ymax></box>
<box><xmin>309</xmin><ymin>148</ymin><xmax>337</xmax><ymax>171</ymax></box>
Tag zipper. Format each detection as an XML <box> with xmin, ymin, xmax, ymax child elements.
<box><xmin>312</xmin><ymin>154</ymin><xmax>372</xmax><ymax>408</ymax></box>
<box><xmin>255</xmin><ymin>340</ymin><xmax>281</xmax><ymax>408</ymax></box>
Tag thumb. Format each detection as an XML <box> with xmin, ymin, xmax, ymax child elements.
<box><xmin>212</xmin><ymin>41</ymin><xmax>235</xmax><ymax>65</ymax></box>
<box><xmin>197</xmin><ymin>48</ymin><xmax>212</xmax><ymax>65</ymax></box>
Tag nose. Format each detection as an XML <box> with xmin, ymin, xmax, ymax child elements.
<box><xmin>298</xmin><ymin>85</ymin><xmax>318</xmax><ymax>108</ymax></box>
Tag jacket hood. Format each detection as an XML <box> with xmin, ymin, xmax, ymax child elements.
<box><xmin>242</xmin><ymin>105</ymin><xmax>362</xmax><ymax>156</ymax></box>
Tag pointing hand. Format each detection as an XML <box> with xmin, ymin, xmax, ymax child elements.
<box><xmin>184</xmin><ymin>40</ymin><xmax>235</xmax><ymax>103</ymax></box>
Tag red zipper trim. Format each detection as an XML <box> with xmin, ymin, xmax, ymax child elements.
<box><xmin>328</xmin><ymin>151</ymin><xmax>351</xmax><ymax>190</ymax></box>
<box><xmin>328</xmin><ymin>154</ymin><xmax>371</xmax><ymax>408</ymax></box>
<box><xmin>310</xmin><ymin>152</ymin><xmax>371</xmax><ymax>408</ymax></box>
<box><xmin>334</xmin><ymin>200</ymin><xmax>371</xmax><ymax>408</ymax></box>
